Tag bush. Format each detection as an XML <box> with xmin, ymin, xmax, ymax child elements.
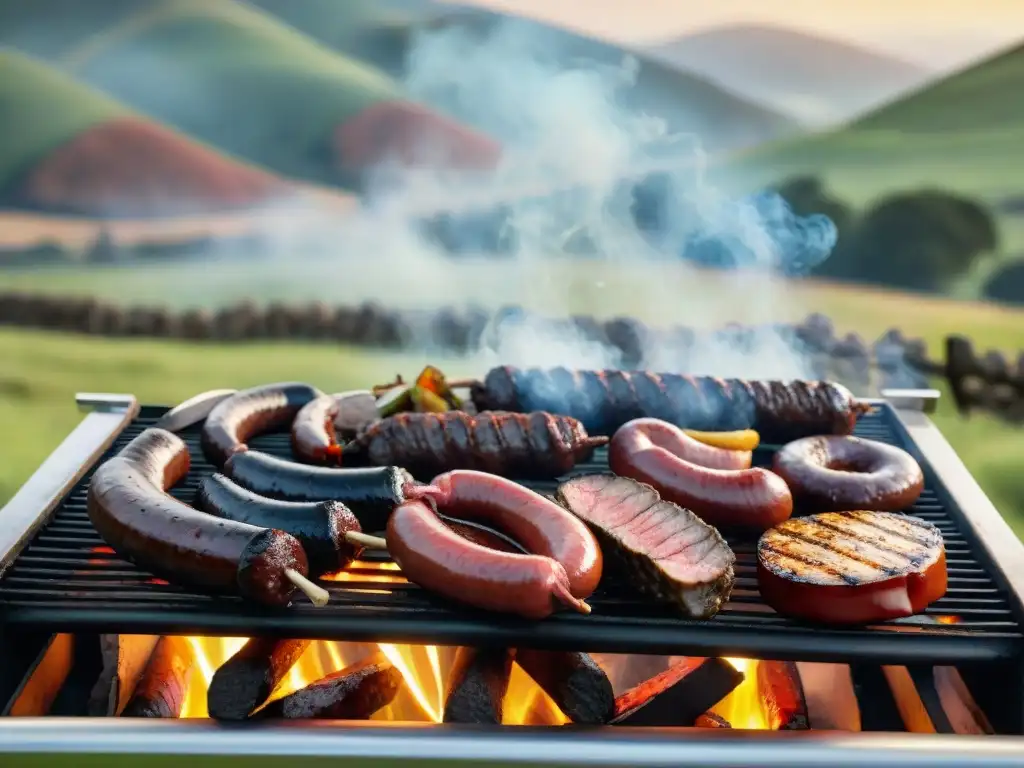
<box><xmin>982</xmin><ymin>259</ymin><xmax>1024</xmax><ymax>306</ymax></box>
<box><xmin>816</xmin><ymin>188</ymin><xmax>999</xmax><ymax>292</ymax></box>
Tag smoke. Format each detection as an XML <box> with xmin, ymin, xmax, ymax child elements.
<box><xmin>348</xmin><ymin>15</ymin><xmax>839</xmax><ymax>379</ymax></box>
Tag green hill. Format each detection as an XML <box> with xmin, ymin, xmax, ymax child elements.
<box><xmin>250</xmin><ymin>0</ymin><xmax>802</xmax><ymax>152</ymax></box>
<box><xmin>0</xmin><ymin>48</ymin><xmax>297</xmax><ymax>217</ymax></box>
<box><xmin>717</xmin><ymin>41</ymin><xmax>1024</xmax><ymax>205</ymax></box>
<box><xmin>0</xmin><ymin>49</ymin><xmax>131</xmax><ymax>193</ymax></box>
<box><xmin>0</xmin><ymin>0</ymin><xmax>411</xmax><ymax>188</ymax></box>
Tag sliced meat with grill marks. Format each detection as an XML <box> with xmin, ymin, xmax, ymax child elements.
<box><xmin>555</xmin><ymin>474</ymin><xmax>735</xmax><ymax>619</ymax></box>
<box><xmin>757</xmin><ymin>511</ymin><xmax>948</xmax><ymax>626</ymax></box>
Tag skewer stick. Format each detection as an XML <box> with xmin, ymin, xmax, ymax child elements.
<box><xmin>284</xmin><ymin>568</ymin><xmax>330</xmax><ymax>607</ymax></box>
<box><xmin>446</xmin><ymin>378</ymin><xmax>482</xmax><ymax>390</ymax></box>
<box><xmin>346</xmin><ymin>531</ymin><xmax>389</xmax><ymax>550</ymax></box>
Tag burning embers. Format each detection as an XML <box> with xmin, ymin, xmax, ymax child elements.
<box><xmin>103</xmin><ymin>631</ymin><xmax>782</xmax><ymax>728</ymax></box>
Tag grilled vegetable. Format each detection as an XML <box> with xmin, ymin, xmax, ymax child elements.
<box><xmin>757</xmin><ymin>511</ymin><xmax>948</xmax><ymax>626</ymax></box>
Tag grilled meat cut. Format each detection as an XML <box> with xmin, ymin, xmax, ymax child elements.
<box><xmin>757</xmin><ymin>511</ymin><xmax>947</xmax><ymax>626</ymax></box>
<box><xmin>472</xmin><ymin>366</ymin><xmax>869</xmax><ymax>441</ymax></box>
<box><xmin>343</xmin><ymin>411</ymin><xmax>607</xmax><ymax>479</ymax></box>
<box><xmin>555</xmin><ymin>474</ymin><xmax>735</xmax><ymax>619</ymax></box>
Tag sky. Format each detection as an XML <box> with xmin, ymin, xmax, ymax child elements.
<box><xmin>450</xmin><ymin>0</ymin><xmax>1024</xmax><ymax>70</ymax></box>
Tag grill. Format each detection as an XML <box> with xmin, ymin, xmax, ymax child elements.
<box><xmin>1</xmin><ymin>401</ymin><xmax>1021</xmax><ymax>665</ymax></box>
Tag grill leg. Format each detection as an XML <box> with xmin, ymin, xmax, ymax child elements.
<box><xmin>0</xmin><ymin>627</ymin><xmax>57</xmax><ymax>714</ymax></box>
<box><xmin>957</xmin><ymin>661</ymin><xmax>1023</xmax><ymax>735</ymax></box>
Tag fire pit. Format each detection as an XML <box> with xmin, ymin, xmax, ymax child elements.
<box><xmin>1</xmin><ymin>390</ymin><xmax>1023</xmax><ymax>766</ymax></box>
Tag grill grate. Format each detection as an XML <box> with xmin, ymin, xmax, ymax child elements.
<box><xmin>1</xmin><ymin>404</ymin><xmax>1021</xmax><ymax>664</ymax></box>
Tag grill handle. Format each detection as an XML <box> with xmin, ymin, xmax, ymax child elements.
<box><xmin>880</xmin><ymin>388</ymin><xmax>941</xmax><ymax>414</ymax></box>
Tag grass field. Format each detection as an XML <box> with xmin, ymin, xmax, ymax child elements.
<box><xmin>2</xmin><ymin>327</ymin><xmax>1023</xmax><ymax>542</ymax></box>
<box><xmin>715</xmin><ymin>42</ymin><xmax>1024</xmax><ymax>276</ymax></box>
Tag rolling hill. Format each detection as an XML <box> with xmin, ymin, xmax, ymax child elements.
<box><xmin>712</xmin><ymin>39</ymin><xmax>1024</xmax><ymax>294</ymax></box>
<box><xmin>0</xmin><ymin>49</ymin><xmax>291</xmax><ymax>217</ymax></box>
<box><xmin>0</xmin><ymin>0</ymin><xmax>500</xmax><ymax>190</ymax></box>
<box><xmin>249</xmin><ymin>0</ymin><xmax>802</xmax><ymax>152</ymax></box>
<box><xmin>647</xmin><ymin>24</ymin><xmax>933</xmax><ymax>127</ymax></box>
<box><xmin>717</xmin><ymin>40</ymin><xmax>1024</xmax><ymax>202</ymax></box>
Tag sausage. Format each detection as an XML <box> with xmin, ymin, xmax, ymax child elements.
<box><xmin>443</xmin><ymin>517</ymin><xmax>522</xmax><ymax>553</ymax></box>
<box><xmin>201</xmin><ymin>382</ymin><xmax>324</xmax><ymax>468</ymax></box>
<box><xmin>472</xmin><ymin>366</ymin><xmax>870</xmax><ymax>441</ymax></box>
<box><xmin>194</xmin><ymin>474</ymin><xmax>363</xmax><ymax>575</ymax></box>
<box><xmin>425</xmin><ymin>470</ymin><xmax>603</xmax><ymax>599</ymax></box>
<box><xmin>331</xmin><ymin>390</ymin><xmax>380</xmax><ymax>437</ymax></box>
<box><xmin>515</xmin><ymin>649</ymin><xmax>614</xmax><ymax>725</ymax></box>
<box><xmin>609</xmin><ymin>418</ymin><xmax>793</xmax><ymax>532</ymax></box>
<box><xmin>772</xmin><ymin>435</ymin><xmax>924</xmax><ymax>513</ymax></box>
<box><xmin>443</xmin><ymin>647</ymin><xmax>513</xmax><ymax>724</ymax></box>
<box><xmin>344</xmin><ymin>410</ymin><xmax>607</xmax><ymax>479</ymax></box>
<box><xmin>120</xmin><ymin>637</ymin><xmax>193</xmax><ymax>718</ymax></box>
<box><xmin>87</xmin><ymin>428</ymin><xmax>311</xmax><ymax>607</ymax></box>
<box><xmin>291</xmin><ymin>394</ymin><xmax>343</xmax><ymax>465</ymax></box>
<box><xmin>207</xmin><ymin>639</ymin><xmax>311</xmax><ymax>721</ymax></box>
<box><xmin>256</xmin><ymin>651</ymin><xmax>401</xmax><ymax>720</ymax></box>
<box><xmin>385</xmin><ymin>499</ymin><xmax>590</xmax><ymax>620</ymax></box>
<box><xmin>611</xmin><ymin>418</ymin><xmax>752</xmax><ymax>470</ymax></box>
<box><xmin>223</xmin><ymin>450</ymin><xmax>433</xmax><ymax>532</ymax></box>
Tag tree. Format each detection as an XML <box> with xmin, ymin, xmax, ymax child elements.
<box><xmin>815</xmin><ymin>189</ymin><xmax>999</xmax><ymax>293</ymax></box>
<box><xmin>982</xmin><ymin>259</ymin><xmax>1024</xmax><ymax>306</ymax></box>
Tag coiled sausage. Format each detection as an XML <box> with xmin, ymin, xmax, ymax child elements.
<box><xmin>425</xmin><ymin>470</ymin><xmax>603</xmax><ymax>599</ymax></box>
<box><xmin>609</xmin><ymin>418</ymin><xmax>792</xmax><ymax>532</ymax></box>
<box><xmin>201</xmin><ymin>382</ymin><xmax>323</xmax><ymax>468</ymax></box>
<box><xmin>386</xmin><ymin>499</ymin><xmax>591</xmax><ymax>620</ymax></box>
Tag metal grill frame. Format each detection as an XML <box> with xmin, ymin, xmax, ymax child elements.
<box><xmin>2</xmin><ymin>719</ymin><xmax>1024</xmax><ymax>767</ymax></box>
<box><xmin>2</xmin><ymin>393</ymin><xmax>1024</xmax><ymax>667</ymax></box>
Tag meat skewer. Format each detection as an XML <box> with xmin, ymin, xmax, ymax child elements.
<box><xmin>194</xmin><ymin>474</ymin><xmax>365</xmax><ymax>575</ymax></box>
<box><xmin>120</xmin><ymin>637</ymin><xmax>193</xmax><ymax>719</ymax></box>
<box><xmin>207</xmin><ymin>639</ymin><xmax>311</xmax><ymax>721</ymax></box>
<box><xmin>464</xmin><ymin>366</ymin><xmax>871</xmax><ymax>441</ymax></box>
<box><xmin>343</xmin><ymin>411</ymin><xmax>607</xmax><ymax>479</ymax></box>
<box><xmin>255</xmin><ymin>651</ymin><xmax>401</xmax><ymax>720</ymax></box>
<box><xmin>443</xmin><ymin>647</ymin><xmax>514</xmax><ymax>724</ymax></box>
<box><xmin>223</xmin><ymin>451</ymin><xmax>437</xmax><ymax>532</ymax></box>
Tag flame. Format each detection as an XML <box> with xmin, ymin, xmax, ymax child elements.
<box><xmin>168</xmin><ymin>561</ymin><xmax>568</xmax><ymax>723</ymax></box>
<box><xmin>712</xmin><ymin>658</ymin><xmax>771</xmax><ymax>730</ymax></box>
